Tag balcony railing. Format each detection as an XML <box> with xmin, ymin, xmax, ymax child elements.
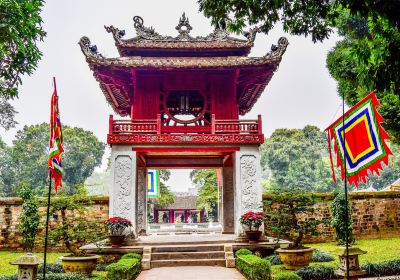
<box><xmin>109</xmin><ymin>114</ymin><xmax>262</xmax><ymax>135</ymax></box>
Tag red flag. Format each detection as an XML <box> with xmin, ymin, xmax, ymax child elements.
<box><xmin>48</xmin><ymin>78</ymin><xmax>64</xmax><ymax>192</ymax></box>
<box><xmin>326</xmin><ymin>92</ymin><xmax>392</xmax><ymax>187</ymax></box>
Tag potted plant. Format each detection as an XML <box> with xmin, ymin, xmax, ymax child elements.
<box><xmin>47</xmin><ymin>195</ymin><xmax>107</xmax><ymax>276</ymax></box>
<box><xmin>240</xmin><ymin>211</ymin><xmax>268</xmax><ymax>243</ymax></box>
<box><xmin>104</xmin><ymin>216</ymin><xmax>132</xmax><ymax>247</ymax></box>
<box><xmin>264</xmin><ymin>190</ymin><xmax>324</xmax><ymax>270</ymax></box>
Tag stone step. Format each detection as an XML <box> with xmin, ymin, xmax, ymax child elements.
<box><xmin>151</xmin><ymin>251</ymin><xmax>225</xmax><ymax>260</ymax></box>
<box><xmin>152</xmin><ymin>244</ymin><xmax>224</xmax><ymax>253</ymax></box>
<box><xmin>151</xmin><ymin>258</ymin><xmax>226</xmax><ymax>268</ymax></box>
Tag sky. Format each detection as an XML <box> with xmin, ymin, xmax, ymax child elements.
<box><xmin>0</xmin><ymin>0</ymin><xmax>344</xmax><ymax>192</ymax></box>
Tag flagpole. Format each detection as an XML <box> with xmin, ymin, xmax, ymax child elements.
<box><xmin>43</xmin><ymin>171</ymin><xmax>52</xmax><ymax>280</ymax></box>
<box><xmin>342</xmin><ymin>97</ymin><xmax>350</xmax><ymax>280</ymax></box>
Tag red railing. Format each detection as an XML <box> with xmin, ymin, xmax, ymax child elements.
<box><xmin>109</xmin><ymin>114</ymin><xmax>262</xmax><ymax>135</ymax></box>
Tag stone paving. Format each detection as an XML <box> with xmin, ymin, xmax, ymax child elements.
<box><xmin>136</xmin><ymin>266</ymin><xmax>246</xmax><ymax>280</ymax></box>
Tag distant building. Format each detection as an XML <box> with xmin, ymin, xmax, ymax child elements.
<box><xmin>153</xmin><ymin>194</ymin><xmax>205</xmax><ymax>224</ymax></box>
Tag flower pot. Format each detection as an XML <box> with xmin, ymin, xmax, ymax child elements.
<box><xmin>245</xmin><ymin>230</ymin><xmax>262</xmax><ymax>243</ymax></box>
<box><xmin>60</xmin><ymin>254</ymin><xmax>100</xmax><ymax>276</ymax></box>
<box><xmin>276</xmin><ymin>247</ymin><xmax>314</xmax><ymax>270</ymax></box>
<box><xmin>109</xmin><ymin>235</ymin><xmax>125</xmax><ymax>247</ymax></box>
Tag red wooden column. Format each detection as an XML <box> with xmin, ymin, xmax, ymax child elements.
<box><xmin>169</xmin><ymin>210</ymin><xmax>174</xmax><ymax>223</ymax></box>
<box><xmin>200</xmin><ymin>210</ymin><xmax>205</xmax><ymax>223</ymax></box>
<box><xmin>184</xmin><ymin>210</ymin><xmax>189</xmax><ymax>223</ymax></box>
<box><xmin>154</xmin><ymin>209</ymin><xmax>158</xmax><ymax>223</ymax></box>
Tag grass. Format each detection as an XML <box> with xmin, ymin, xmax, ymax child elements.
<box><xmin>271</xmin><ymin>237</ymin><xmax>400</xmax><ymax>277</ymax></box>
<box><xmin>0</xmin><ymin>251</ymin><xmax>65</xmax><ymax>276</ymax></box>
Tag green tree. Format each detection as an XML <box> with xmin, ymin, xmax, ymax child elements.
<box><xmin>0</xmin><ymin>0</ymin><xmax>46</xmax><ymax>98</ymax></box>
<box><xmin>190</xmin><ymin>169</ymin><xmax>218</xmax><ymax>220</ymax></box>
<box><xmin>331</xmin><ymin>191</ymin><xmax>355</xmax><ymax>245</ymax></box>
<box><xmin>0</xmin><ymin>137</ymin><xmax>14</xmax><ymax>196</ymax></box>
<box><xmin>198</xmin><ymin>2</ymin><xmax>400</xmax><ymax>143</ymax></box>
<box><xmin>262</xmin><ymin>126</ymin><xmax>332</xmax><ymax>192</ymax></box>
<box><xmin>326</xmin><ymin>11</ymin><xmax>400</xmax><ymax>143</ymax></box>
<box><xmin>6</xmin><ymin>123</ymin><xmax>105</xmax><ymax>196</ymax></box>
<box><xmin>17</xmin><ymin>183</ymin><xmax>40</xmax><ymax>252</ymax></box>
<box><xmin>0</xmin><ymin>96</ymin><xmax>17</xmax><ymax>130</ymax></box>
<box><xmin>153</xmin><ymin>170</ymin><xmax>175</xmax><ymax>209</ymax></box>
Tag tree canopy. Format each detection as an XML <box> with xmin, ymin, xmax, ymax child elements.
<box><xmin>0</xmin><ymin>0</ymin><xmax>46</xmax><ymax>98</ymax></box>
<box><xmin>261</xmin><ymin>125</ymin><xmax>332</xmax><ymax>192</ymax></box>
<box><xmin>0</xmin><ymin>123</ymin><xmax>105</xmax><ymax>196</ymax></box>
<box><xmin>198</xmin><ymin>1</ymin><xmax>400</xmax><ymax>143</ymax></box>
<box><xmin>190</xmin><ymin>169</ymin><xmax>219</xmax><ymax>220</ymax></box>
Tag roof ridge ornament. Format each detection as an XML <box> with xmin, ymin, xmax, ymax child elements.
<box><xmin>175</xmin><ymin>13</ymin><xmax>193</xmax><ymax>41</ymax></box>
<box><xmin>133</xmin><ymin>16</ymin><xmax>173</xmax><ymax>41</ymax></box>
<box><xmin>79</xmin><ymin>36</ymin><xmax>104</xmax><ymax>60</ymax></box>
<box><xmin>104</xmin><ymin>25</ymin><xmax>126</xmax><ymax>43</ymax></box>
<box><xmin>265</xmin><ymin>37</ymin><xmax>289</xmax><ymax>60</ymax></box>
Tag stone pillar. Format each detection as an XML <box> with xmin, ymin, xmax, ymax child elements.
<box><xmin>222</xmin><ymin>166</ymin><xmax>235</xmax><ymax>234</ymax></box>
<box><xmin>234</xmin><ymin>146</ymin><xmax>263</xmax><ymax>236</ymax></box>
<box><xmin>109</xmin><ymin>146</ymin><xmax>137</xmax><ymax>235</ymax></box>
<box><xmin>136</xmin><ymin>166</ymin><xmax>148</xmax><ymax>235</ymax></box>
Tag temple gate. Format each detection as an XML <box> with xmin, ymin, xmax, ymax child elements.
<box><xmin>79</xmin><ymin>14</ymin><xmax>288</xmax><ymax>238</ymax></box>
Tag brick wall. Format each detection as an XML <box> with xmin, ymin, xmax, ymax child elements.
<box><xmin>263</xmin><ymin>192</ymin><xmax>400</xmax><ymax>243</ymax></box>
<box><xmin>0</xmin><ymin>196</ymin><xmax>109</xmax><ymax>251</ymax></box>
<box><xmin>1</xmin><ymin>192</ymin><xmax>399</xmax><ymax>250</ymax></box>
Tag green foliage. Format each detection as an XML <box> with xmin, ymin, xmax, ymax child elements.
<box><xmin>262</xmin><ymin>126</ymin><xmax>333</xmax><ymax>192</ymax></box>
<box><xmin>47</xmin><ymin>195</ymin><xmax>107</xmax><ymax>256</ymax></box>
<box><xmin>236</xmin><ymin>254</ymin><xmax>272</xmax><ymax>280</ymax></box>
<box><xmin>361</xmin><ymin>259</ymin><xmax>400</xmax><ymax>277</ymax></box>
<box><xmin>294</xmin><ymin>265</ymin><xmax>336</xmax><ymax>280</ymax></box>
<box><xmin>17</xmin><ymin>183</ymin><xmax>40</xmax><ymax>252</ymax></box>
<box><xmin>0</xmin><ymin>0</ymin><xmax>46</xmax><ymax>98</ymax></box>
<box><xmin>0</xmin><ymin>97</ymin><xmax>17</xmax><ymax>130</ymax></box>
<box><xmin>106</xmin><ymin>257</ymin><xmax>141</xmax><ymax>280</ymax></box>
<box><xmin>326</xmin><ymin>10</ymin><xmax>400</xmax><ymax>143</ymax></box>
<box><xmin>264</xmin><ymin>190</ymin><xmax>323</xmax><ymax>248</ymax></box>
<box><xmin>38</xmin><ymin>262</ymin><xmax>64</xmax><ymax>274</ymax></box>
<box><xmin>120</xmin><ymin>253</ymin><xmax>142</xmax><ymax>260</ymax></box>
<box><xmin>330</xmin><ymin>191</ymin><xmax>355</xmax><ymax>245</ymax></box>
<box><xmin>151</xmin><ymin>169</ymin><xmax>175</xmax><ymax>209</ymax></box>
<box><xmin>0</xmin><ymin>137</ymin><xmax>14</xmax><ymax>196</ymax></box>
<box><xmin>265</xmin><ymin>254</ymin><xmax>282</xmax><ymax>265</ymax></box>
<box><xmin>190</xmin><ymin>169</ymin><xmax>218</xmax><ymax>220</ymax></box>
<box><xmin>311</xmin><ymin>249</ymin><xmax>334</xmax><ymax>262</ymax></box>
<box><xmin>0</xmin><ymin>275</ymin><xmax>85</xmax><ymax>280</ymax></box>
<box><xmin>235</xmin><ymin>248</ymin><xmax>253</xmax><ymax>256</ymax></box>
<box><xmin>274</xmin><ymin>271</ymin><xmax>302</xmax><ymax>280</ymax></box>
<box><xmin>3</xmin><ymin>123</ymin><xmax>105</xmax><ymax>196</ymax></box>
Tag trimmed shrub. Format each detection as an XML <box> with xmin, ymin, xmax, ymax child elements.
<box><xmin>106</xmin><ymin>258</ymin><xmax>141</xmax><ymax>280</ymax></box>
<box><xmin>295</xmin><ymin>265</ymin><xmax>336</xmax><ymax>280</ymax></box>
<box><xmin>235</xmin><ymin>248</ymin><xmax>253</xmax><ymax>256</ymax></box>
<box><xmin>96</xmin><ymin>263</ymin><xmax>108</xmax><ymax>271</ymax></box>
<box><xmin>0</xmin><ymin>273</ymin><xmax>86</xmax><ymax>280</ymax></box>
<box><xmin>361</xmin><ymin>259</ymin><xmax>400</xmax><ymax>277</ymax></box>
<box><xmin>38</xmin><ymin>262</ymin><xmax>64</xmax><ymax>273</ymax></box>
<box><xmin>274</xmin><ymin>271</ymin><xmax>302</xmax><ymax>280</ymax></box>
<box><xmin>236</xmin><ymin>254</ymin><xmax>272</xmax><ymax>280</ymax></box>
<box><xmin>311</xmin><ymin>249</ymin><xmax>335</xmax><ymax>262</ymax></box>
<box><xmin>120</xmin><ymin>253</ymin><xmax>142</xmax><ymax>260</ymax></box>
<box><xmin>265</xmin><ymin>254</ymin><xmax>282</xmax><ymax>265</ymax></box>
<box><xmin>0</xmin><ymin>276</ymin><xmax>17</xmax><ymax>280</ymax></box>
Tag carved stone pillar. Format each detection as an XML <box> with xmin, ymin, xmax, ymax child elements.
<box><xmin>136</xmin><ymin>166</ymin><xmax>148</xmax><ymax>235</ymax></box>
<box><xmin>222</xmin><ymin>166</ymin><xmax>235</xmax><ymax>234</ymax></box>
<box><xmin>109</xmin><ymin>146</ymin><xmax>137</xmax><ymax>235</ymax></box>
<box><xmin>234</xmin><ymin>146</ymin><xmax>263</xmax><ymax>236</ymax></box>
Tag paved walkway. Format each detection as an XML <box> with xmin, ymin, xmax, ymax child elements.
<box><xmin>136</xmin><ymin>266</ymin><xmax>246</xmax><ymax>280</ymax></box>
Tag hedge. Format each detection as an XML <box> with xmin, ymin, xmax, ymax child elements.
<box><xmin>106</xmin><ymin>254</ymin><xmax>141</xmax><ymax>280</ymax></box>
<box><xmin>274</xmin><ymin>271</ymin><xmax>302</xmax><ymax>280</ymax></box>
<box><xmin>236</xmin><ymin>251</ymin><xmax>272</xmax><ymax>280</ymax></box>
<box><xmin>294</xmin><ymin>265</ymin><xmax>336</xmax><ymax>280</ymax></box>
<box><xmin>361</xmin><ymin>259</ymin><xmax>400</xmax><ymax>277</ymax></box>
<box><xmin>235</xmin><ymin>248</ymin><xmax>253</xmax><ymax>256</ymax></box>
<box><xmin>0</xmin><ymin>274</ymin><xmax>85</xmax><ymax>280</ymax></box>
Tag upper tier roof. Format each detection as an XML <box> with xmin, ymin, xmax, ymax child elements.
<box><xmin>105</xmin><ymin>13</ymin><xmax>258</xmax><ymax>57</ymax></box>
<box><xmin>79</xmin><ymin>14</ymin><xmax>289</xmax><ymax>117</ymax></box>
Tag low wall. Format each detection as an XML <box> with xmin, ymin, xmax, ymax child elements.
<box><xmin>1</xmin><ymin>192</ymin><xmax>399</xmax><ymax>250</ymax></box>
<box><xmin>0</xmin><ymin>196</ymin><xmax>109</xmax><ymax>251</ymax></box>
<box><xmin>263</xmin><ymin>192</ymin><xmax>400</xmax><ymax>243</ymax></box>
